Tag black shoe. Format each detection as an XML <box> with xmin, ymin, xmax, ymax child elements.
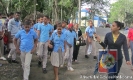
<box><xmin>93</xmin><ymin>56</ymin><xmax>97</xmax><ymax>60</ymax></box>
<box><xmin>85</xmin><ymin>55</ymin><xmax>89</xmax><ymax>58</ymax></box>
<box><xmin>38</xmin><ymin>61</ymin><xmax>42</xmax><ymax>67</ymax></box>
<box><xmin>42</xmin><ymin>68</ymin><xmax>47</xmax><ymax>74</ymax></box>
<box><xmin>7</xmin><ymin>58</ymin><xmax>12</xmax><ymax>63</ymax></box>
<box><xmin>12</xmin><ymin>60</ymin><xmax>19</xmax><ymax>64</ymax></box>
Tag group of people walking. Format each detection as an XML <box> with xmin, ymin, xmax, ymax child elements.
<box><xmin>0</xmin><ymin>12</ymin><xmax>133</xmax><ymax>80</ymax></box>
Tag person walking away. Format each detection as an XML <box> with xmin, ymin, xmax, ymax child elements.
<box><xmin>14</xmin><ymin>20</ymin><xmax>38</xmax><ymax>80</ymax></box>
<box><xmin>48</xmin><ymin>23</ymin><xmax>66</xmax><ymax>80</ymax></box>
<box><xmin>127</xmin><ymin>27</ymin><xmax>133</xmax><ymax>71</ymax></box>
<box><xmin>37</xmin><ymin>15</ymin><xmax>53</xmax><ymax>73</ymax></box>
<box><xmin>85</xmin><ymin>20</ymin><xmax>97</xmax><ymax>60</ymax></box>
<box><xmin>0</xmin><ymin>13</ymin><xmax>6</xmax><ymax>60</ymax></box>
<box><xmin>73</xmin><ymin>23</ymin><xmax>82</xmax><ymax>62</ymax></box>
<box><xmin>94</xmin><ymin>21</ymin><xmax>131</xmax><ymax>80</ymax></box>
<box><xmin>64</xmin><ymin>23</ymin><xmax>77</xmax><ymax>71</ymax></box>
<box><xmin>7</xmin><ymin>12</ymin><xmax>22</xmax><ymax>63</ymax></box>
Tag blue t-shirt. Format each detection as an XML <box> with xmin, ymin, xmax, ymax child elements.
<box><xmin>85</xmin><ymin>26</ymin><xmax>96</xmax><ymax>37</ymax></box>
<box><xmin>15</xmin><ymin>29</ymin><xmax>37</xmax><ymax>53</ymax></box>
<box><xmin>65</xmin><ymin>30</ymin><xmax>77</xmax><ymax>47</ymax></box>
<box><xmin>37</xmin><ymin>23</ymin><xmax>52</xmax><ymax>42</ymax></box>
<box><xmin>48</xmin><ymin>23</ymin><xmax>54</xmax><ymax>31</ymax></box>
<box><xmin>50</xmin><ymin>32</ymin><xmax>66</xmax><ymax>52</ymax></box>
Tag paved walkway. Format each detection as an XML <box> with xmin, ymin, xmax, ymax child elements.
<box><xmin>0</xmin><ymin>28</ymin><xmax>133</xmax><ymax>80</ymax></box>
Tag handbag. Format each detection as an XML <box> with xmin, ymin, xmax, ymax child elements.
<box><xmin>48</xmin><ymin>40</ymin><xmax>54</xmax><ymax>51</ymax></box>
<box><xmin>79</xmin><ymin>38</ymin><xmax>86</xmax><ymax>46</ymax></box>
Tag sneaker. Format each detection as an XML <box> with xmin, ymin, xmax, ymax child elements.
<box><xmin>7</xmin><ymin>58</ymin><xmax>12</xmax><ymax>63</ymax></box>
<box><xmin>60</xmin><ymin>65</ymin><xmax>64</xmax><ymax>68</ymax></box>
<box><xmin>93</xmin><ymin>56</ymin><xmax>97</xmax><ymax>60</ymax></box>
<box><xmin>85</xmin><ymin>55</ymin><xmax>89</xmax><ymax>58</ymax></box>
<box><xmin>12</xmin><ymin>60</ymin><xmax>19</xmax><ymax>64</ymax></box>
<box><xmin>0</xmin><ymin>57</ymin><xmax>6</xmax><ymax>60</ymax></box>
<box><xmin>38</xmin><ymin>61</ymin><xmax>42</xmax><ymax>67</ymax></box>
<box><xmin>75</xmin><ymin>60</ymin><xmax>78</xmax><ymax>62</ymax></box>
<box><xmin>68</xmin><ymin>67</ymin><xmax>74</xmax><ymax>71</ymax></box>
<box><xmin>42</xmin><ymin>68</ymin><xmax>47</xmax><ymax>74</ymax></box>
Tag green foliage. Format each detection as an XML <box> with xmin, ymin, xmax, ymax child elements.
<box><xmin>109</xmin><ymin>0</ymin><xmax>133</xmax><ymax>25</ymax></box>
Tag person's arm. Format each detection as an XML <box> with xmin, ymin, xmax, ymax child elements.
<box><xmin>13</xmin><ymin>31</ymin><xmax>21</xmax><ymax>54</ymax></box>
<box><xmin>123</xmin><ymin>36</ymin><xmax>130</xmax><ymax>61</ymax></box>
<box><xmin>64</xmin><ymin>41</ymin><xmax>67</xmax><ymax>53</ymax></box>
<box><xmin>37</xmin><ymin>25</ymin><xmax>41</xmax><ymax>39</ymax></box>
<box><xmin>95</xmin><ymin>33</ymin><xmax>108</xmax><ymax>49</ymax></box>
<box><xmin>48</xmin><ymin>33</ymin><xmax>54</xmax><ymax>48</ymax></box>
<box><xmin>127</xmin><ymin>29</ymin><xmax>131</xmax><ymax>47</ymax></box>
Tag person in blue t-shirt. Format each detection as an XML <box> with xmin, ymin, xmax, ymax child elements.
<box><xmin>14</xmin><ymin>20</ymin><xmax>38</xmax><ymax>80</ymax></box>
<box><xmin>33</xmin><ymin>15</ymin><xmax>44</xmax><ymax>32</ymax></box>
<box><xmin>48</xmin><ymin>23</ymin><xmax>66</xmax><ymax>80</ymax></box>
<box><xmin>85</xmin><ymin>20</ymin><xmax>97</xmax><ymax>60</ymax></box>
<box><xmin>37</xmin><ymin>15</ymin><xmax>53</xmax><ymax>73</ymax></box>
<box><xmin>64</xmin><ymin>23</ymin><xmax>77</xmax><ymax>71</ymax></box>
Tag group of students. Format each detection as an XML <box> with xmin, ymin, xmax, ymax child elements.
<box><xmin>0</xmin><ymin>12</ymin><xmax>86</xmax><ymax>80</ymax></box>
<box><xmin>1</xmin><ymin>12</ymin><xmax>132</xmax><ymax>80</ymax></box>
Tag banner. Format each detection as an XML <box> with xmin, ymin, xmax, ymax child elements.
<box><xmin>98</xmin><ymin>49</ymin><xmax>118</xmax><ymax>73</ymax></box>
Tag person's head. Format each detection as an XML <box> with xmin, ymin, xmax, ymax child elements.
<box><xmin>23</xmin><ymin>20</ymin><xmax>31</xmax><ymax>32</ymax></box>
<box><xmin>48</xmin><ymin>18</ymin><xmax>52</xmax><ymax>24</ymax></box>
<box><xmin>74</xmin><ymin>23</ymin><xmax>79</xmax><ymax>29</ymax></box>
<box><xmin>68</xmin><ymin>23</ymin><xmax>73</xmax><ymax>31</ymax></box>
<box><xmin>88</xmin><ymin>20</ymin><xmax>93</xmax><ymax>27</ymax></box>
<box><xmin>8</xmin><ymin>12</ymin><xmax>14</xmax><ymax>19</ymax></box>
<box><xmin>111</xmin><ymin>21</ymin><xmax>123</xmax><ymax>32</ymax></box>
<box><xmin>62</xmin><ymin>21</ymin><xmax>68</xmax><ymax>28</ymax></box>
<box><xmin>0</xmin><ymin>13</ymin><xmax>2</xmax><ymax>19</ymax></box>
<box><xmin>57</xmin><ymin>23</ymin><xmax>62</xmax><ymax>34</ymax></box>
<box><xmin>37</xmin><ymin>15</ymin><xmax>43</xmax><ymax>23</ymax></box>
<box><xmin>43</xmin><ymin>15</ymin><xmax>49</xmax><ymax>24</ymax></box>
<box><xmin>14</xmin><ymin>12</ymin><xmax>21</xmax><ymax>20</ymax></box>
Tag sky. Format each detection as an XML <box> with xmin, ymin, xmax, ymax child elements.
<box><xmin>81</xmin><ymin>0</ymin><xmax>118</xmax><ymax>9</ymax></box>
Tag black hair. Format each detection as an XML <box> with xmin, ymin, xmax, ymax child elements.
<box><xmin>62</xmin><ymin>21</ymin><xmax>68</xmax><ymax>25</ymax></box>
<box><xmin>44</xmin><ymin>15</ymin><xmax>49</xmax><ymax>19</ymax></box>
<box><xmin>37</xmin><ymin>15</ymin><xmax>44</xmax><ymax>19</ymax></box>
<box><xmin>114</xmin><ymin>21</ymin><xmax>124</xmax><ymax>30</ymax></box>
<box><xmin>15</xmin><ymin>12</ymin><xmax>21</xmax><ymax>15</ymax></box>
<box><xmin>23</xmin><ymin>20</ymin><xmax>31</xmax><ymax>25</ymax></box>
<box><xmin>57</xmin><ymin>23</ymin><xmax>62</xmax><ymax>28</ymax></box>
<box><xmin>8</xmin><ymin>12</ymin><xmax>14</xmax><ymax>17</ymax></box>
<box><xmin>0</xmin><ymin>13</ymin><xmax>2</xmax><ymax>16</ymax></box>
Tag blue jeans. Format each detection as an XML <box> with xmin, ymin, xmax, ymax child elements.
<box><xmin>130</xmin><ymin>41</ymin><xmax>133</xmax><ymax>65</ymax></box>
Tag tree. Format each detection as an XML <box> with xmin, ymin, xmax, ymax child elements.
<box><xmin>109</xmin><ymin>0</ymin><xmax>133</xmax><ymax>26</ymax></box>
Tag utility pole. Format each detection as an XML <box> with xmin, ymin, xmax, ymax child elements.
<box><xmin>78</xmin><ymin>0</ymin><xmax>81</xmax><ymax>27</ymax></box>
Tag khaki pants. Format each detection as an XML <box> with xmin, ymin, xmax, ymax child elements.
<box><xmin>8</xmin><ymin>39</ymin><xmax>20</xmax><ymax>60</ymax></box>
<box><xmin>85</xmin><ymin>38</ymin><xmax>96</xmax><ymax>56</ymax></box>
<box><xmin>0</xmin><ymin>40</ymin><xmax>4</xmax><ymax>57</ymax></box>
<box><xmin>64</xmin><ymin>46</ymin><xmax>73</xmax><ymax>67</ymax></box>
<box><xmin>38</xmin><ymin>42</ymin><xmax>48</xmax><ymax>68</ymax></box>
<box><xmin>8</xmin><ymin>43</ymin><xmax>16</xmax><ymax>60</ymax></box>
<box><xmin>20</xmin><ymin>51</ymin><xmax>32</xmax><ymax>80</ymax></box>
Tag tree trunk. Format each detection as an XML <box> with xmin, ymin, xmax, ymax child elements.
<box><xmin>54</xmin><ymin>0</ymin><xmax>59</xmax><ymax>22</ymax></box>
<box><xmin>78</xmin><ymin>0</ymin><xmax>81</xmax><ymax>27</ymax></box>
<box><xmin>0</xmin><ymin>1</ymin><xmax>8</xmax><ymax>15</ymax></box>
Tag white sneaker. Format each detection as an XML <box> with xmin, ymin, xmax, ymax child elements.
<box><xmin>0</xmin><ymin>57</ymin><xmax>6</xmax><ymax>60</ymax></box>
<box><xmin>60</xmin><ymin>65</ymin><xmax>64</xmax><ymax>68</ymax></box>
<box><xmin>68</xmin><ymin>67</ymin><xmax>74</xmax><ymax>71</ymax></box>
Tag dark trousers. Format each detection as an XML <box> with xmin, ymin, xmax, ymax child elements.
<box><xmin>73</xmin><ymin>45</ymin><xmax>80</xmax><ymax>60</ymax></box>
<box><xmin>108</xmin><ymin>59</ymin><xmax>123</xmax><ymax>80</ymax></box>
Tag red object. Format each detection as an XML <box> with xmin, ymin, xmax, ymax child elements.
<box><xmin>68</xmin><ymin>23</ymin><xmax>73</xmax><ymax>29</ymax></box>
<box><xmin>128</xmin><ymin>28</ymin><xmax>133</xmax><ymax>41</ymax></box>
<box><xmin>3</xmin><ymin>35</ymin><xmax>8</xmax><ymax>45</ymax></box>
